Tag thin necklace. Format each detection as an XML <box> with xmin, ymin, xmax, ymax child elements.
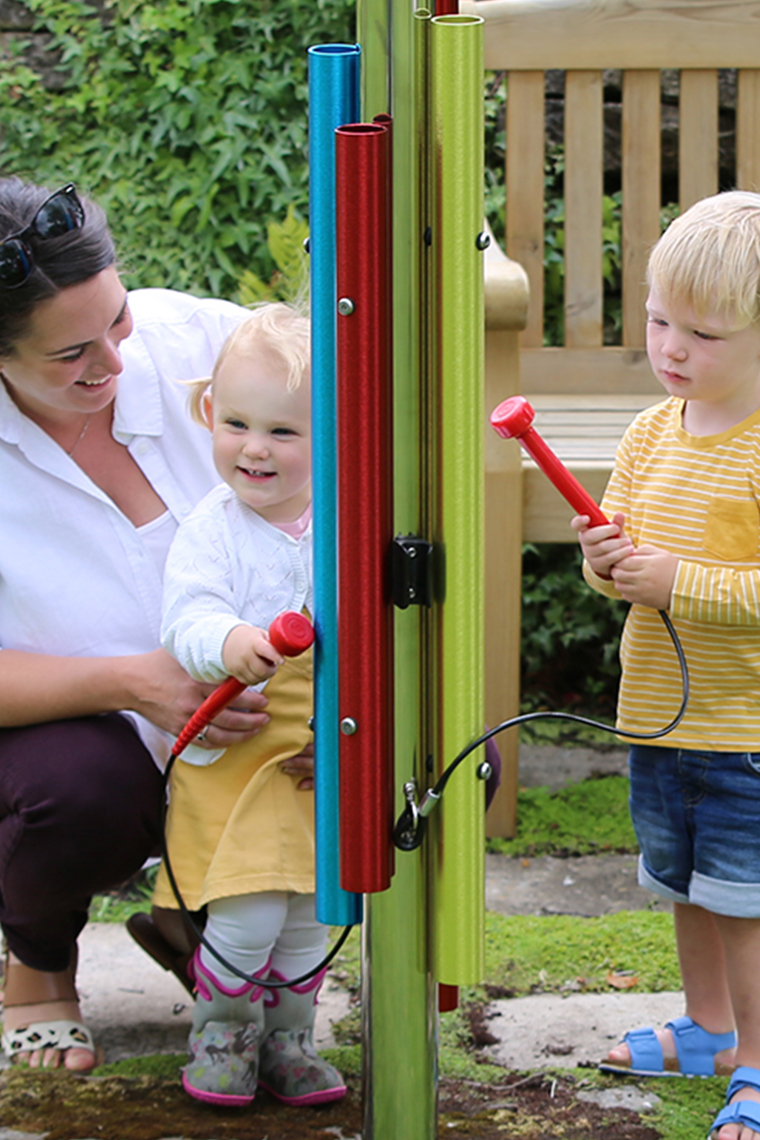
<box><xmin>67</xmin><ymin>414</ymin><xmax>92</xmax><ymax>457</ymax></box>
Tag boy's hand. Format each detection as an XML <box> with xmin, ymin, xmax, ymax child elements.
<box><xmin>222</xmin><ymin>624</ymin><xmax>283</xmax><ymax>686</ymax></box>
<box><xmin>571</xmin><ymin>511</ymin><xmax>633</xmax><ymax>579</ymax></box>
<box><xmin>611</xmin><ymin>545</ymin><xmax>679</xmax><ymax>610</ymax></box>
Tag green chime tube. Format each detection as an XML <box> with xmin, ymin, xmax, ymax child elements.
<box><xmin>428</xmin><ymin>12</ymin><xmax>486</xmax><ymax>985</ymax></box>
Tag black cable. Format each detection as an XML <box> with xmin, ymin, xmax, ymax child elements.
<box><xmin>394</xmin><ymin>608</ymin><xmax>689</xmax><ymax>850</ymax></box>
<box><xmin>437</xmin><ymin>608</ymin><xmax>687</xmax><ymax>798</ymax></box>
<box><xmin>160</xmin><ymin>753</ymin><xmax>353</xmax><ymax>990</ymax></box>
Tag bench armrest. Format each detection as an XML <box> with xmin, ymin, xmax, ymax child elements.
<box><xmin>483</xmin><ymin>220</ymin><xmax>530</xmax><ymax>330</ymax></box>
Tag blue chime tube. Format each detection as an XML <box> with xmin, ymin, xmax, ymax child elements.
<box><xmin>308</xmin><ymin>43</ymin><xmax>364</xmax><ymax>926</ymax></box>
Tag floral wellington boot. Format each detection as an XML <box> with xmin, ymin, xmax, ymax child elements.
<box><xmin>258</xmin><ymin>966</ymin><xmax>347</xmax><ymax>1105</ymax></box>
<box><xmin>182</xmin><ymin>948</ymin><xmax>267</xmax><ymax>1106</ymax></box>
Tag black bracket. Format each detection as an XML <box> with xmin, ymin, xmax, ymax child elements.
<box><xmin>391</xmin><ymin>534</ymin><xmax>433</xmax><ymax>609</ymax></box>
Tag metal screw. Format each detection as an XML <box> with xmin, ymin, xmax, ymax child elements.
<box><xmin>337</xmin><ymin>297</ymin><xmax>355</xmax><ymax>316</ymax></box>
<box><xmin>303</xmin><ymin>237</ymin><xmax>310</xmax><ymax>254</ymax></box>
<box><xmin>476</xmin><ymin>760</ymin><xmax>493</xmax><ymax>781</ymax></box>
<box><xmin>476</xmin><ymin>231</ymin><xmax>491</xmax><ymax>251</ymax></box>
<box><xmin>340</xmin><ymin>717</ymin><xmax>358</xmax><ymax>735</ymax></box>
<box><xmin>308</xmin><ymin>716</ymin><xmax>315</xmax><ymax>731</ymax></box>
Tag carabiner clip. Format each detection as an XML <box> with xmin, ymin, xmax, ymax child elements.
<box><xmin>393</xmin><ymin>780</ymin><xmax>427</xmax><ymax>851</ymax></box>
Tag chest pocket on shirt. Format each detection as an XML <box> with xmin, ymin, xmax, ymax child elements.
<box><xmin>703</xmin><ymin>497</ymin><xmax>760</xmax><ymax>560</ymax></box>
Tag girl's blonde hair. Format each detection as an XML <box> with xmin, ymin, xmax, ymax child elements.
<box><xmin>187</xmin><ymin>301</ymin><xmax>310</xmax><ymax>427</ymax></box>
<box><xmin>647</xmin><ymin>191</ymin><xmax>760</xmax><ymax>328</ymax></box>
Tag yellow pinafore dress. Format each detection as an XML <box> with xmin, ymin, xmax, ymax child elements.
<box><xmin>153</xmin><ymin>649</ymin><xmax>314</xmax><ymax>911</ymax></box>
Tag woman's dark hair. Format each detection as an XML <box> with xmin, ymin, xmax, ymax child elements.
<box><xmin>0</xmin><ymin>177</ymin><xmax>116</xmax><ymax>356</ymax></box>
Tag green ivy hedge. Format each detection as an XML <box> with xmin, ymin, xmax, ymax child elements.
<box><xmin>0</xmin><ymin>0</ymin><xmax>355</xmax><ymax>299</ymax></box>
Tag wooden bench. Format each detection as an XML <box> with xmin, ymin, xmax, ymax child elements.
<box><xmin>470</xmin><ymin>0</ymin><xmax>760</xmax><ymax>835</ymax></box>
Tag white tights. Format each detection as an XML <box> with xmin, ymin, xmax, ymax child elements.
<box><xmin>199</xmin><ymin>891</ymin><xmax>327</xmax><ymax>991</ymax></box>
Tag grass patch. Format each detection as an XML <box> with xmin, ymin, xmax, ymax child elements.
<box><xmin>96</xmin><ymin>1054</ymin><xmax>184</xmax><ymax>1080</ymax></box>
<box><xmin>643</xmin><ymin>1074</ymin><xmax>727</xmax><ymax>1139</ymax></box>
<box><xmin>439</xmin><ymin>1007</ymin><xmax>510</xmax><ymax>1082</ymax></box>
<box><xmin>327</xmin><ymin>923</ymin><xmax>362</xmax><ymax>993</ymax></box>
<box><xmin>484</xmin><ymin>910</ymin><xmax>679</xmax><ymax>995</ymax></box>
<box><xmin>487</xmin><ymin>774</ymin><xmax>637</xmax><ymax>857</ymax></box>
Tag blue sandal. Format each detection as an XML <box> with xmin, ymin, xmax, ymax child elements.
<box><xmin>599</xmin><ymin>1015</ymin><xmax>736</xmax><ymax>1077</ymax></box>
<box><xmin>708</xmin><ymin>1066</ymin><xmax>760</xmax><ymax>1139</ymax></box>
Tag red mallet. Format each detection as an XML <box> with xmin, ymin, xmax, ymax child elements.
<box><xmin>490</xmin><ymin>396</ymin><xmax>609</xmax><ymax>528</ymax></box>
<box><xmin>173</xmin><ymin>612</ymin><xmax>315</xmax><ymax>757</ymax></box>
<box><xmin>268</xmin><ymin>610</ymin><xmax>315</xmax><ymax>657</ymax></box>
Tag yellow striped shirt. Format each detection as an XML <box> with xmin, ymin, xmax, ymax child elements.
<box><xmin>584</xmin><ymin>396</ymin><xmax>760</xmax><ymax>749</ymax></box>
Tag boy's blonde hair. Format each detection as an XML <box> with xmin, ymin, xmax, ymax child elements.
<box><xmin>647</xmin><ymin>191</ymin><xmax>760</xmax><ymax>328</ymax></box>
<box><xmin>187</xmin><ymin>302</ymin><xmax>310</xmax><ymax>427</ymax></box>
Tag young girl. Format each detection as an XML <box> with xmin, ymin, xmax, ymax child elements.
<box><xmin>155</xmin><ymin>303</ymin><xmax>345</xmax><ymax>1108</ymax></box>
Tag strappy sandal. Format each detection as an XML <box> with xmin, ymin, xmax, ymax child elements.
<box><xmin>3</xmin><ymin>1019</ymin><xmax>95</xmax><ymax>1062</ymax></box>
<box><xmin>126</xmin><ymin>911</ymin><xmax>197</xmax><ymax>996</ymax></box>
<box><xmin>599</xmin><ymin>1015</ymin><xmax>736</xmax><ymax>1078</ymax></box>
<box><xmin>708</xmin><ymin>1066</ymin><xmax>760</xmax><ymax>1139</ymax></box>
<box><xmin>1</xmin><ymin>952</ymin><xmax>98</xmax><ymax>1071</ymax></box>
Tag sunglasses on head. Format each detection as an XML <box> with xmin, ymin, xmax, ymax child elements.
<box><xmin>0</xmin><ymin>184</ymin><xmax>85</xmax><ymax>290</ymax></box>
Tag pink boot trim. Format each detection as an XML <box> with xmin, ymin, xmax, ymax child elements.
<box><xmin>190</xmin><ymin>946</ymin><xmax>270</xmax><ymax>1003</ymax></box>
<box><xmin>263</xmin><ymin>964</ymin><xmax>328</xmax><ymax>1011</ymax></box>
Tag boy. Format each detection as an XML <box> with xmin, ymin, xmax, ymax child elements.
<box><xmin>573</xmin><ymin>191</ymin><xmax>760</xmax><ymax>1140</ymax></box>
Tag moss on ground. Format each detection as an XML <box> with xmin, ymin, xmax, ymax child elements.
<box><xmin>487</xmin><ymin>774</ymin><xmax>637</xmax><ymax>857</ymax></box>
<box><xmin>641</xmin><ymin>1074</ymin><xmax>727</xmax><ymax>1140</ymax></box>
<box><xmin>483</xmin><ymin>910</ymin><xmax>680</xmax><ymax>995</ymax></box>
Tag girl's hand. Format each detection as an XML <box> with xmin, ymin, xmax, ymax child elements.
<box><xmin>611</xmin><ymin>545</ymin><xmax>679</xmax><ymax>610</ymax></box>
<box><xmin>222</xmin><ymin>624</ymin><xmax>283</xmax><ymax>687</ymax></box>
<box><xmin>571</xmin><ymin>510</ymin><xmax>633</xmax><ymax>579</ymax></box>
<box><xmin>124</xmin><ymin>648</ymin><xmax>270</xmax><ymax>740</ymax></box>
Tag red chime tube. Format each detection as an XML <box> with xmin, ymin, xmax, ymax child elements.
<box><xmin>335</xmin><ymin>120</ymin><xmax>394</xmax><ymax>894</ymax></box>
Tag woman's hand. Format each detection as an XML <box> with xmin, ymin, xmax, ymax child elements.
<box><xmin>571</xmin><ymin>510</ymin><xmax>633</xmax><ymax>579</ymax></box>
<box><xmin>280</xmin><ymin>742</ymin><xmax>315</xmax><ymax>791</ymax></box>
<box><xmin>123</xmin><ymin>648</ymin><xmax>271</xmax><ymax>743</ymax></box>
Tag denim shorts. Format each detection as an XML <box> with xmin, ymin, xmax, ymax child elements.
<box><xmin>629</xmin><ymin>744</ymin><xmax>760</xmax><ymax>918</ymax></box>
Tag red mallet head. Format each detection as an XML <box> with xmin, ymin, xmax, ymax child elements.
<box><xmin>268</xmin><ymin>611</ymin><xmax>315</xmax><ymax>657</ymax></box>
<box><xmin>490</xmin><ymin>395</ymin><xmax>535</xmax><ymax>440</ymax></box>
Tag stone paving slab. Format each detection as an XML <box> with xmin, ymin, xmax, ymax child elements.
<box><xmin>485</xmin><ymin>851</ymin><xmax>668</xmax><ymax>917</ymax></box>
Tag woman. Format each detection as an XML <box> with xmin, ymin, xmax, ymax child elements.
<box><xmin>0</xmin><ymin>177</ymin><xmax>280</xmax><ymax>1072</ymax></box>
